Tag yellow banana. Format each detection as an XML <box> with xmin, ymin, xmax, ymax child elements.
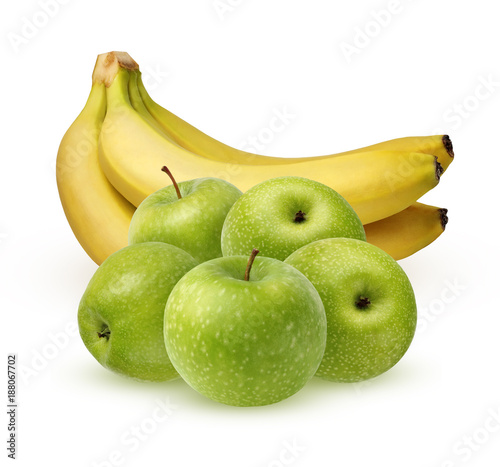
<box><xmin>136</xmin><ymin>72</ymin><xmax>454</xmax><ymax>171</ymax></box>
<box><xmin>56</xmin><ymin>57</ymin><xmax>135</xmax><ymax>265</ymax></box>
<box><xmin>128</xmin><ymin>70</ymin><xmax>181</xmax><ymax>144</ymax></box>
<box><xmin>98</xmin><ymin>63</ymin><xmax>442</xmax><ymax>224</ymax></box>
<box><xmin>364</xmin><ymin>202</ymin><xmax>448</xmax><ymax>260</ymax></box>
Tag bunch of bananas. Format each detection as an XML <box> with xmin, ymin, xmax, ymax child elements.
<box><xmin>56</xmin><ymin>51</ymin><xmax>452</xmax><ymax>265</ymax></box>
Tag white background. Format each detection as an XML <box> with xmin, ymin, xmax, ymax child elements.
<box><xmin>1</xmin><ymin>0</ymin><xmax>499</xmax><ymax>466</ymax></box>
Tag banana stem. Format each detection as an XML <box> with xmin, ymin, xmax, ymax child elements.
<box><xmin>92</xmin><ymin>51</ymin><xmax>139</xmax><ymax>87</ymax></box>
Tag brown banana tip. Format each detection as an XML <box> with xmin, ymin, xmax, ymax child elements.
<box><xmin>435</xmin><ymin>158</ymin><xmax>444</xmax><ymax>181</ymax></box>
<box><xmin>443</xmin><ymin>135</ymin><xmax>454</xmax><ymax>158</ymax></box>
<box><xmin>439</xmin><ymin>208</ymin><xmax>449</xmax><ymax>230</ymax></box>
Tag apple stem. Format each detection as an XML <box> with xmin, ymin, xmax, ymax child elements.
<box><xmin>161</xmin><ymin>166</ymin><xmax>182</xmax><ymax>199</ymax></box>
<box><xmin>244</xmin><ymin>248</ymin><xmax>260</xmax><ymax>281</ymax></box>
<box><xmin>294</xmin><ymin>210</ymin><xmax>306</xmax><ymax>223</ymax></box>
<box><xmin>97</xmin><ymin>326</ymin><xmax>111</xmax><ymax>340</ymax></box>
<box><xmin>355</xmin><ymin>296</ymin><xmax>371</xmax><ymax>310</ymax></box>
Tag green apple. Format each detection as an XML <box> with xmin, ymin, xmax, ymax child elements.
<box><xmin>129</xmin><ymin>167</ymin><xmax>242</xmax><ymax>263</ymax></box>
<box><xmin>221</xmin><ymin>176</ymin><xmax>366</xmax><ymax>261</ymax></box>
<box><xmin>164</xmin><ymin>249</ymin><xmax>327</xmax><ymax>406</ymax></box>
<box><xmin>78</xmin><ymin>242</ymin><xmax>198</xmax><ymax>382</ymax></box>
<box><xmin>285</xmin><ymin>238</ymin><xmax>417</xmax><ymax>382</ymax></box>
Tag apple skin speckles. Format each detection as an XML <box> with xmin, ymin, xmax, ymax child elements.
<box><xmin>221</xmin><ymin>176</ymin><xmax>366</xmax><ymax>261</ymax></box>
<box><xmin>78</xmin><ymin>242</ymin><xmax>198</xmax><ymax>382</ymax></box>
<box><xmin>164</xmin><ymin>255</ymin><xmax>327</xmax><ymax>407</ymax></box>
<box><xmin>129</xmin><ymin>177</ymin><xmax>242</xmax><ymax>263</ymax></box>
<box><xmin>286</xmin><ymin>238</ymin><xmax>417</xmax><ymax>383</ymax></box>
